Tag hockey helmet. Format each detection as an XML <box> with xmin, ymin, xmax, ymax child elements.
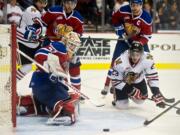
<box><xmin>64</xmin><ymin>31</ymin><xmax>81</xmax><ymax>57</ymax></box>
<box><xmin>63</xmin><ymin>0</ymin><xmax>77</xmax><ymax>4</ymax></box>
<box><xmin>129</xmin><ymin>42</ymin><xmax>143</xmax><ymax>53</ymax></box>
<box><xmin>33</xmin><ymin>0</ymin><xmax>48</xmax><ymax>4</ymax></box>
<box><xmin>130</xmin><ymin>0</ymin><xmax>143</xmax><ymax>5</ymax></box>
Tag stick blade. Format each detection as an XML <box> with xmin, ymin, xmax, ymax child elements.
<box><xmin>164</xmin><ymin>98</ymin><xmax>175</xmax><ymax>103</ymax></box>
<box><xmin>143</xmin><ymin>120</ymin><xmax>151</xmax><ymax>126</ymax></box>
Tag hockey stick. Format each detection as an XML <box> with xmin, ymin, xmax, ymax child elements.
<box><xmin>147</xmin><ymin>98</ymin><xmax>180</xmax><ymax>115</ymax></box>
<box><xmin>39</xmin><ymin>35</ymin><xmax>126</xmax><ymax>42</ymax></box>
<box><xmin>17</xmin><ymin>49</ymin><xmax>68</xmax><ymax>78</ymax></box>
<box><xmin>161</xmin><ymin>93</ymin><xmax>175</xmax><ymax>103</ymax></box>
<box><xmin>62</xmin><ymin>80</ymin><xmax>105</xmax><ymax>107</ymax></box>
<box><xmin>144</xmin><ymin>100</ymin><xmax>180</xmax><ymax>126</ymax></box>
<box><xmin>17</xmin><ymin>49</ymin><xmax>105</xmax><ymax>107</ymax></box>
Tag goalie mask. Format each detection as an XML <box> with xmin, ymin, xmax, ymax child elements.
<box><xmin>64</xmin><ymin>32</ymin><xmax>81</xmax><ymax>58</ymax></box>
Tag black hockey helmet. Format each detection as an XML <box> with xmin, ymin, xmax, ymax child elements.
<box><xmin>129</xmin><ymin>42</ymin><xmax>144</xmax><ymax>53</ymax></box>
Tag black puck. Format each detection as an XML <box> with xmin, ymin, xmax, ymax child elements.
<box><xmin>103</xmin><ymin>128</ymin><xmax>110</xmax><ymax>132</ymax></box>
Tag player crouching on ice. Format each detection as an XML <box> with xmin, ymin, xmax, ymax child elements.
<box><xmin>110</xmin><ymin>42</ymin><xmax>165</xmax><ymax>109</ymax></box>
<box><xmin>18</xmin><ymin>31</ymin><xmax>81</xmax><ymax>125</ymax></box>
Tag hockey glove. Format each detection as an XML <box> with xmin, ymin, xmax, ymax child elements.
<box><xmin>24</xmin><ymin>25</ymin><xmax>38</xmax><ymax>41</ymax></box>
<box><xmin>152</xmin><ymin>93</ymin><xmax>165</xmax><ymax>108</ymax></box>
<box><xmin>101</xmin><ymin>86</ymin><xmax>109</xmax><ymax>95</ymax></box>
<box><xmin>114</xmin><ymin>25</ymin><xmax>125</xmax><ymax>37</ymax></box>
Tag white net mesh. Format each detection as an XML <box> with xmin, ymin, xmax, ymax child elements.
<box><xmin>0</xmin><ymin>25</ymin><xmax>12</xmax><ymax>127</ymax></box>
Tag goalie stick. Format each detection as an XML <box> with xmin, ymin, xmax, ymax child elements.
<box><xmin>17</xmin><ymin>49</ymin><xmax>105</xmax><ymax>107</ymax></box>
<box><xmin>144</xmin><ymin>100</ymin><xmax>180</xmax><ymax>126</ymax></box>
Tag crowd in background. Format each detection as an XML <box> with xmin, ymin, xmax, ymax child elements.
<box><xmin>0</xmin><ymin>0</ymin><xmax>180</xmax><ymax>32</ymax></box>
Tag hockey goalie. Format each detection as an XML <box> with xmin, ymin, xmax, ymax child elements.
<box><xmin>17</xmin><ymin>31</ymin><xmax>81</xmax><ymax>126</ymax></box>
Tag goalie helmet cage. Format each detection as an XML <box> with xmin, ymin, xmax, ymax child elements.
<box><xmin>0</xmin><ymin>24</ymin><xmax>16</xmax><ymax>127</ymax></box>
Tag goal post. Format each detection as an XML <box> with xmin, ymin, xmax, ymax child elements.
<box><xmin>0</xmin><ymin>24</ymin><xmax>17</xmax><ymax>127</ymax></box>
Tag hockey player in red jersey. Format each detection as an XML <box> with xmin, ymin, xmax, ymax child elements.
<box><xmin>110</xmin><ymin>42</ymin><xmax>165</xmax><ymax>109</ymax></box>
<box><xmin>23</xmin><ymin>0</ymin><xmax>84</xmax><ymax>100</ymax></box>
<box><xmin>101</xmin><ymin>0</ymin><xmax>152</xmax><ymax>95</ymax></box>
<box><xmin>24</xmin><ymin>0</ymin><xmax>83</xmax><ymax>43</ymax></box>
<box><xmin>18</xmin><ymin>31</ymin><xmax>81</xmax><ymax>125</ymax></box>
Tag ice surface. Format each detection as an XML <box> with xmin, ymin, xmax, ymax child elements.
<box><xmin>1</xmin><ymin>70</ymin><xmax>180</xmax><ymax>135</ymax></box>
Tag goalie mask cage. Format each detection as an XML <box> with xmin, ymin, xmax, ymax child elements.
<box><xmin>0</xmin><ymin>24</ymin><xmax>16</xmax><ymax>127</ymax></box>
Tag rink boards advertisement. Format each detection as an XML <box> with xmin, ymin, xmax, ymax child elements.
<box><xmin>78</xmin><ymin>33</ymin><xmax>180</xmax><ymax>70</ymax></box>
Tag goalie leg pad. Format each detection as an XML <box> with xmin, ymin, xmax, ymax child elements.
<box><xmin>17</xmin><ymin>95</ymin><xmax>49</xmax><ymax>116</ymax></box>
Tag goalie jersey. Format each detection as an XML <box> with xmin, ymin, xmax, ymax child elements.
<box><xmin>111</xmin><ymin>51</ymin><xmax>159</xmax><ymax>90</ymax></box>
<box><xmin>112</xmin><ymin>5</ymin><xmax>152</xmax><ymax>45</ymax></box>
<box><xmin>33</xmin><ymin>41</ymin><xmax>81</xmax><ymax>89</ymax></box>
<box><xmin>17</xmin><ymin>5</ymin><xmax>46</xmax><ymax>48</ymax></box>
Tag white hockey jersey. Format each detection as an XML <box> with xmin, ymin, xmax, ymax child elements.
<box><xmin>17</xmin><ymin>5</ymin><xmax>46</xmax><ymax>48</ymax></box>
<box><xmin>111</xmin><ymin>51</ymin><xmax>159</xmax><ymax>90</ymax></box>
<box><xmin>7</xmin><ymin>4</ymin><xmax>23</xmax><ymax>25</ymax></box>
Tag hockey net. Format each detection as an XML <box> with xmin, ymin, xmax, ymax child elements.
<box><xmin>0</xmin><ymin>24</ymin><xmax>16</xmax><ymax>127</ymax></box>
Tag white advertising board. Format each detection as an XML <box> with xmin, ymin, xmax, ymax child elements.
<box><xmin>78</xmin><ymin>33</ymin><xmax>180</xmax><ymax>69</ymax></box>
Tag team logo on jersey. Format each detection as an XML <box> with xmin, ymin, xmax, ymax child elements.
<box><xmin>31</xmin><ymin>8</ymin><xmax>37</xmax><ymax>12</ymax></box>
<box><xmin>112</xmin><ymin>70</ymin><xmax>119</xmax><ymax>76</ymax></box>
<box><xmin>146</xmin><ymin>53</ymin><xmax>153</xmax><ymax>60</ymax></box>
<box><xmin>114</xmin><ymin>57</ymin><xmax>122</xmax><ymax>66</ymax></box>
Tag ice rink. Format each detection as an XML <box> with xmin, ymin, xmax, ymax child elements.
<box><xmin>1</xmin><ymin>69</ymin><xmax>180</xmax><ymax>135</ymax></box>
